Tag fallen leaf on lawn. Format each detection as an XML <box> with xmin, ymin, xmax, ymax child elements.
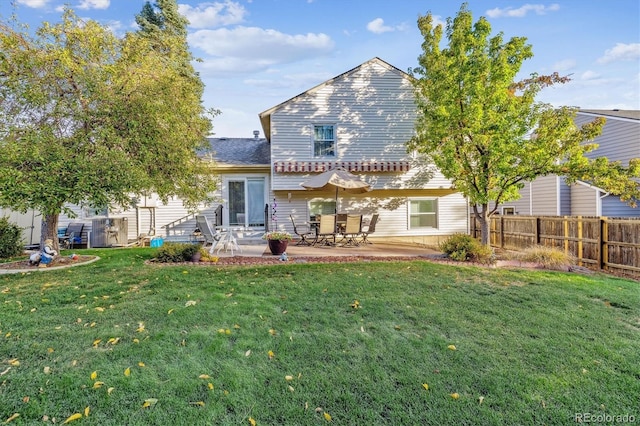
<box><xmin>107</xmin><ymin>337</ymin><xmax>120</xmax><ymax>345</ymax></box>
<box><xmin>422</xmin><ymin>383</ymin><xmax>429</xmax><ymax>391</ymax></box>
<box><xmin>92</xmin><ymin>339</ymin><xmax>101</xmax><ymax>348</ymax></box>
<box><xmin>95</xmin><ymin>307</ymin><xmax>105</xmax><ymax>312</ymax></box>
<box><xmin>450</xmin><ymin>393</ymin><xmax>460</xmax><ymax>399</ymax></box>
<box><xmin>447</xmin><ymin>345</ymin><xmax>456</xmax><ymax>351</ymax></box>
<box><xmin>124</xmin><ymin>367</ymin><xmax>130</xmax><ymax>377</ymax></box>
<box><xmin>44</xmin><ymin>366</ymin><xmax>51</xmax><ymax>374</ymax></box>
<box><xmin>268</xmin><ymin>329</ymin><xmax>276</xmax><ymax>336</ymax></box>
<box><xmin>288</xmin><ymin>385</ymin><xmax>294</xmax><ymax>392</ymax></box>
<box><xmin>267</xmin><ymin>350</ymin><xmax>275</xmax><ymax>360</ymax></box>
<box><xmin>323</xmin><ymin>412</ymin><xmax>332</xmax><ymax>422</ymax></box>
<box><xmin>107</xmin><ymin>387</ymin><xmax>114</xmax><ymax>395</ymax></box>
<box><xmin>190</xmin><ymin>401</ymin><xmax>205</xmax><ymax>407</ymax></box>
<box><xmin>167</xmin><ymin>309</ymin><xmax>174</xmax><ymax>315</ymax></box>
<box><xmin>136</xmin><ymin>323</ymin><xmax>145</xmax><ymax>332</ymax></box>
<box><xmin>138</xmin><ymin>362</ymin><xmax>145</xmax><ymax>367</ymax></box>
<box><xmin>133</xmin><ymin>338</ymin><xmax>140</xmax><ymax>344</ymax></box>
<box><xmin>47</xmin><ymin>348</ymin><xmax>54</xmax><ymax>353</ymax></box>
<box><xmin>142</xmin><ymin>398</ymin><xmax>158</xmax><ymax>408</ymax></box>
<box><xmin>92</xmin><ymin>381</ymin><xmax>104</xmax><ymax>389</ymax></box>
<box><xmin>285</xmin><ymin>375</ymin><xmax>293</xmax><ymax>381</ymax></box>
<box><xmin>0</xmin><ymin>367</ymin><xmax>11</xmax><ymax>376</ymax></box>
<box><xmin>4</xmin><ymin>413</ymin><xmax>20</xmax><ymax>423</ymax></box>
<box><xmin>8</xmin><ymin>359</ymin><xmax>19</xmax><ymax>367</ymax></box>
<box><xmin>207</xmin><ymin>383</ymin><xmax>214</xmax><ymax>390</ymax></box>
<box><xmin>90</xmin><ymin>371</ymin><xmax>98</xmax><ymax>380</ymax></box>
<box><xmin>248</xmin><ymin>417</ymin><xmax>256</xmax><ymax>426</ymax></box>
<box><xmin>350</xmin><ymin>300</ymin><xmax>360</xmax><ymax>309</ymax></box>
<box><xmin>62</xmin><ymin>413</ymin><xmax>83</xmax><ymax>424</ymax></box>
<box><xmin>84</xmin><ymin>407</ymin><xmax>90</xmax><ymax>417</ymax></box>
<box><xmin>234</xmin><ymin>324</ymin><xmax>241</xmax><ymax>329</ymax></box>
<box><xmin>478</xmin><ymin>396</ymin><xmax>485</xmax><ymax>405</ymax></box>
<box><xmin>185</xmin><ymin>300</ymin><xmax>197</xmax><ymax>307</ymax></box>
<box><xmin>198</xmin><ymin>374</ymin><xmax>210</xmax><ymax>379</ymax></box>
<box><xmin>245</xmin><ymin>350</ymin><xmax>251</xmax><ymax>357</ymax></box>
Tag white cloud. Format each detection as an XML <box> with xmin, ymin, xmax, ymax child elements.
<box><xmin>366</xmin><ymin>18</ymin><xmax>408</xmax><ymax>34</ymax></box>
<box><xmin>367</xmin><ymin>18</ymin><xmax>393</xmax><ymax>34</ymax></box>
<box><xmin>16</xmin><ymin>0</ymin><xmax>50</xmax><ymax>7</ymax></box>
<box><xmin>189</xmin><ymin>26</ymin><xmax>334</xmax><ymax>65</ymax></box>
<box><xmin>486</xmin><ymin>3</ymin><xmax>560</xmax><ymax>18</ymax></box>
<box><xmin>178</xmin><ymin>1</ymin><xmax>246</xmax><ymax>29</ymax></box>
<box><xmin>552</xmin><ymin>59</ymin><xmax>576</xmax><ymax>72</ymax></box>
<box><xmin>580</xmin><ymin>70</ymin><xmax>601</xmax><ymax>81</ymax></box>
<box><xmin>77</xmin><ymin>0</ymin><xmax>109</xmax><ymax>10</ymax></box>
<box><xmin>597</xmin><ymin>43</ymin><xmax>640</xmax><ymax>64</ymax></box>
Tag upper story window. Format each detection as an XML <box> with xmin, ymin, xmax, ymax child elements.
<box><xmin>408</xmin><ymin>198</ymin><xmax>438</xmax><ymax>229</ymax></box>
<box><xmin>313</xmin><ymin>124</ymin><xmax>336</xmax><ymax>157</ymax></box>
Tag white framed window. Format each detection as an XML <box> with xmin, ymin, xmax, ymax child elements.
<box><xmin>313</xmin><ymin>124</ymin><xmax>336</xmax><ymax>157</ymax></box>
<box><xmin>408</xmin><ymin>198</ymin><xmax>438</xmax><ymax>229</ymax></box>
<box><xmin>501</xmin><ymin>207</ymin><xmax>515</xmax><ymax>215</ymax></box>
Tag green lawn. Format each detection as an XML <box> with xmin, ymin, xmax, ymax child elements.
<box><xmin>1</xmin><ymin>248</ymin><xmax>638</xmax><ymax>425</ymax></box>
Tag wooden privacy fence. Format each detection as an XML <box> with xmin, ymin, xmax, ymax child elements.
<box><xmin>470</xmin><ymin>215</ymin><xmax>640</xmax><ymax>278</ymax></box>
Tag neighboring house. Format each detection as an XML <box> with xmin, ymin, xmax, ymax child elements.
<box><xmin>499</xmin><ymin>109</ymin><xmax>640</xmax><ymax>217</ymax></box>
<box><xmin>17</xmin><ymin>57</ymin><xmax>469</xmax><ymax>246</ymax></box>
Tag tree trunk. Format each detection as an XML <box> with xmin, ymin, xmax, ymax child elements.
<box><xmin>473</xmin><ymin>204</ymin><xmax>491</xmax><ymax>246</ymax></box>
<box><xmin>40</xmin><ymin>213</ymin><xmax>60</xmax><ymax>251</ymax></box>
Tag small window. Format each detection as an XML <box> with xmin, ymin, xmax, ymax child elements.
<box><xmin>313</xmin><ymin>125</ymin><xmax>335</xmax><ymax>157</ymax></box>
<box><xmin>409</xmin><ymin>198</ymin><xmax>438</xmax><ymax>229</ymax></box>
<box><xmin>309</xmin><ymin>198</ymin><xmax>336</xmax><ymax>219</ymax></box>
<box><xmin>501</xmin><ymin>207</ymin><xmax>515</xmax><ymax>215</ymax></box>
<box><xmin>83</xmin><ymin>205</ymin><xmax>108</xmax><ymax>218</ymax></box>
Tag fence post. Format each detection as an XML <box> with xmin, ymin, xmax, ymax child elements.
<box><xmin>500</xmin><ymin>215</ymin><xmax>505</xmax><ymax>248</ymax></box>
<box><xmin>534</xmin><ymin>217</ymin><xmax>540</xmax><ymax>245</ymax></box>
<box><xmin>577</xmin><ymin>216</ymin><xmax>583</xmax><ymax>266</ymax></box>
<box><xmin>599</xmin><ymin>217</ymin><xmax>607</xmax><ymax>271</ymax></box>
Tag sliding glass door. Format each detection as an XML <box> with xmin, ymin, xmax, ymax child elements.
<box><xmin>228</xmin><ymin>177</ymin><xmax>265</xmax><ymax>228</ymax></box>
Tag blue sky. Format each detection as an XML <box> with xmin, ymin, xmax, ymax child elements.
<box><xmin>3</xmin><ymin>0</ymin><xmax>639</xmax><ymax>137</ymax></box>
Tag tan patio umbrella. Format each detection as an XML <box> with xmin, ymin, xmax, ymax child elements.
<box><xmin>301</xmin><ymin>168</ymin><xmax>371</xmax><ymax>212</ymax></box>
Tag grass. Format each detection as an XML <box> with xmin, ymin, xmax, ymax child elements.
<box><xmin>1</xmin><ymin>248</ymin><xmax>638</xmax><ymax>425</ymax></box>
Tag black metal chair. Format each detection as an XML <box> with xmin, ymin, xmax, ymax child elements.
<box><xmin>290</xmin><ymin>215</ymin><xmax>315</xmax><ymax>246</ymax></box>
<box><xmin>360</xmin><ymin>214</ymin><xmax>379</xmax><ymax>244</ymax></box>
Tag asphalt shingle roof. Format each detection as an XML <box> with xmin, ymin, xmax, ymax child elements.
<box><xmin>203</xmin><ymin>137</ymin><xmax>271</xmax><ymax>165</ymax></box>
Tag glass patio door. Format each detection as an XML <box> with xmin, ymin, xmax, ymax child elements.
<box><xmin>228</xmin><ymin>178</ymin><xmax>265</xmax><ymax>228</ymax></box>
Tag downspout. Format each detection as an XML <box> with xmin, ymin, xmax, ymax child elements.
<box><xmin>597</xmin><ymin>190</ymin><xmax>609</xmax><ymax>216</ymax></box>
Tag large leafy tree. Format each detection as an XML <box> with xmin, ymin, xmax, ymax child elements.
<box><xmin>0</xmin><ymin>5</ymin><xmax>217</xmax><ymax>248</ymax></box>
<box><xmin>408</xmin><ymin>4</ymin><xmax>639</xmax><ymax>245</ymax></box>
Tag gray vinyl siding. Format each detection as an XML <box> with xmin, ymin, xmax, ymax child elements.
<box><xmin>575</xmin><ymin>113</ymin><xmax>640</xmax><ymax>165</ymax></box>
<box><xmin>531</xmin><ymin>175</ymin><xmax>562</xmax><ymax>215</ymax></box>
<box><xmin>571</xmin><ymin>184</ymin><xmax>599</xmax><ymax>216</ymax></box>
<box><xmin>602</xmin><ymin>196</ymin><xmax>640</xmax><ymax>217</ymax></box>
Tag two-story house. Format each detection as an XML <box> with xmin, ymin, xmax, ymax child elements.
<box><xmin>499</xmin><ymin>109</ymin><xmax>639</xmax><ymax>217</ymax></box>
<box><xmin>21</xmin><ymin>57</ymin><xmax>469</xmax><ymax>247</ymax></box>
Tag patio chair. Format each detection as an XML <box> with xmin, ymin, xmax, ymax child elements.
<box><xmin>195</xmin><ymin>215</ymin><xmax>222</xmax><ymax>254</ymax></box>
<box><xmin>360</xmin><ymin>213</ymin><xmax>379</xmax><ymax>244</ymax></box>
<box><xmin>314</xmin><ymin>214</ymin><xmax>337</xmax><ymax>246</ymax></box>
<box><xmin>59</xmin><ymin>223</ymin><xmax>84</xmax><ymax>250</ymax></box>
<box><xmin>290</xmin><ymin>215</ymin><xmax>315</xmax><ymax>246</ymax></box>
<box><xmin>340</xmin><ymin>214</ymin><xmax>363</xmax><ymax>246</ymax></box>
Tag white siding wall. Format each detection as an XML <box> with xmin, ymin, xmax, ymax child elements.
<box><xmin>269</xmin><ymin>61</ymin><xmax>434</xmax><ymax>190</ymax></box>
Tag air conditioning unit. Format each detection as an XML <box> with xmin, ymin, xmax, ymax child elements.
<box><xmin>91</xmin><ymin>218</ymin><xmax>128</xmax><ymax>248</ymax></box>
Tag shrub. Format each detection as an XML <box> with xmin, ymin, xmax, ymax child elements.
<box><xmin>199</xmin><ymin>246</ymin><xmax>219</xmax><ymax>263</ymax></box>
<box><xmin>439</xmin><ymin>233</ymin><xmax>495</xmax><ymax>264</ymax></box>
<box><xmin>0</xmin><ymin>217</ymin><xmax>23</xmax><ymax>259</ymax></box>
<box><xmin>518</xmin><ymin>245</ymin><xmax>575</xmax><ymax>270</ymax></box>
<box><xmin>154</xmin><ymin>242</ymin><xmax>202</xmax><ymax>263</ymax></box>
